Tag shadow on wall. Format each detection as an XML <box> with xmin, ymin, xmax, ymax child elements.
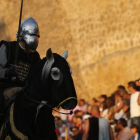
<box><xmin>0</xmin><ymin>18</ymin><xmax>10</xmax><ymax>41</ymax></box>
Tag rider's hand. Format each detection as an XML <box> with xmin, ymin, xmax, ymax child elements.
<box><xmin>5</xmin><ymin>65</ymin><xmax>18</xmax><ymax>78</ymax></box>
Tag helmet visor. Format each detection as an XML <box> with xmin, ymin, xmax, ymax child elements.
<box><xmin>24</xmin><ymin>35</ymin><xmax>39</xmax><ymax>51</ymax></box>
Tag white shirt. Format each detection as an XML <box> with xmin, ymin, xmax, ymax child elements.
<box><xmin>102</xmin><ymin>109</ymin><xmax>108</xmax><ymax>119</ymax></box>
<box><xmin>115</xmin><ymin>101</ymin><xmax>126</xmax><ymax>120</ymax></box>
<box><xmin>130</xmin><ymin>91</ymin><xmax>140</xmax><ymax>118</ymax></box>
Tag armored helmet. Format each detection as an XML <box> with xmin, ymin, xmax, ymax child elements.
<box><xmin>17</xmin><ymin>17</ymin><xmax>40</xmax><ymax>51</ymax></box>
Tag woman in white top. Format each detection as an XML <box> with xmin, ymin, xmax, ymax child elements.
<box><xmin>100</xmin><ymin>102</ymin><xmax>108</xmax><ymax>119</ymax></box>
<box><xmin>114</xmin><ymin>91</ymin><xmax>126</xmax><ymax>121</ymax></box>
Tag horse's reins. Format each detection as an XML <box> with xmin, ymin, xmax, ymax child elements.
<box><xmin>23</xmin><ymin>90</ymin><xmax>74</xmax><ymax>115</ymax></box>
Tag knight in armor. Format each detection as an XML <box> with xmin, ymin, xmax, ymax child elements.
<box><xmin>0</xmin><ymin>17</ymin><xmax>41</xmax><ymax>126</ymax></box>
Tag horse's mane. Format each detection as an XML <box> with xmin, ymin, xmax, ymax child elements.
<box><xmin>42</xmin><ymin>55</ymin><xmax>54</xmax><ymax>82</ymax></box>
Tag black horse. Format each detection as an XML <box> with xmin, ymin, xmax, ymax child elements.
<box><xmin>0</xmin><ymin>48</ymin><xmax>77</xmax><ymax>140</ymax></box>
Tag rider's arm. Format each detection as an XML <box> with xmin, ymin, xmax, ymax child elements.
<box><xmin>0</xmin><ymin>44</ymin><xmax>8</xmax><ymax>79</ymax></box>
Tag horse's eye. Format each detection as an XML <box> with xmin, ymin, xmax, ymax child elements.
<box><xmin>51</xmin><ymin>67</ymin><xmax>61</xmax><ymax>80</ymax></box>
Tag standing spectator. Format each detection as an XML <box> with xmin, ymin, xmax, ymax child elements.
<box><xmin>92</xmin><ymin>98</ymin><xmax>98</xmax><ymax>105</ymax></box>
<box><xmin>100</xmin><ymin>102</ymin><xmax>108</xmax><ymax>119</ymax></box>
<box><xmin>122</xmin><ymin>91</ymin><xmax>131</xmax><ymax>126</ymax></box>
<box><xmin>106</xmin><ymin>97</ymin><xmax>115</xmax><ymax>124</ymax></box>
<box><xmin>117</xmin><ymin>85</ymin><xmax>126</xmax><ymax>92</ymax></box>
<box><xmin>82</xmin><ymin>105</ymin><xmax>113</xmax><ymax>140</ymax></box>
<box><xmin>79</xmin><ymin>99</ymin><xmax>88</xmax><ymax>114</ymax></box>
<box><xmin>130</xmin><ymin>124</ymin><xmax>140</xmax><ymax>140</ymax></box>
<box><xmin>99</xmin><ymin>95</ymin><xmax>107</xmax><ymax>103</ymax></box>
<box><xmin>127</xmin><ymin>81</ymin><xmax>140</xmax><ymax>128</ymax></box>
<box><xmin>114</xmin><ymin>92</ymin><xmax>126</xmax><ymax>122</ymax></box>
<box><xmin>117</xmin><ymin>118</ymin><xmax>132</xmax><ymax>140</ymax></box>
<box><xmin>135</xmin><ymin>79</ymin><xmax>140</xmax><ymax>91</ymax></box>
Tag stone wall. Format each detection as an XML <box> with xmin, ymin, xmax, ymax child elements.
<box><xmin>1</xmin><ymin>0</ymin><xmax>140</xmax><ymax>102</ymax></box>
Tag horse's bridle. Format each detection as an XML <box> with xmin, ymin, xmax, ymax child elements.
<box><xmin>23</xmin><ymin>90</ymin><xmax>74</xmax><ymax>115</ymax></box>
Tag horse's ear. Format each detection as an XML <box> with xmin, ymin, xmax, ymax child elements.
<box><xmin>62</xmin><ymin>50</ymin><xmax>68</xmax><ymax>59</ymax></box>
<box><xmin>46</xmin><ymin>48</ymin><xmax>53</xmax><ymax>60</ymax></box>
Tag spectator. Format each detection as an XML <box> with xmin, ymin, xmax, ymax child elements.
<box><xmin>130</xmin><ymin>124</ymin><xmax>140</xmax><ymax>140</ymax></box>
<box><xmin>117</xmin><ymin>85</ymin><xmax>126</xmax><ymax>92</ymax></box>
<box><xmin>135</xmin><ymin>79</ymin><xmax>140</xmax><ymax>91</ymax></box>
<box><xmin>69</xmin><ymin>126</ymin><xmax>83</xmax><ymax>140</ymax></box>
<box><xmin>54</xmin><ymin>116</ymin><xmax>61</xmax><ymax>139</ymax></box>
<box><xmin>117</xmin><ymin>118</ymin><xmax>132</xmax><ymax>140</ymax></box>
<box><xmin>127</xmin><ymin>81</ymin><xmax>140</xmax><ymax>128</ymax></box>
<box><xmin>87</xmin><ymin>104</ymin><xmax>92</xmax><ymax>114</ymax></box>
<box><xmin>69</xmin><ymin>116</ymin><xmax>77</xmax><ymax>128</ymax></box>
<box><xmin>99</xmin><ymin>95</ymin><xmax>107</xmax><ymax>103</ymax></box>
<box><xmin>54</xmin><ymin>116</ymin><xmax>61</xmax><ymax>128</ymax></box>
<box><xmin>92</xmin><ymin>98</ymin><xmax>98</xmax><ymax>105</ymax></box>
<box><xmin>74</xmin><ymin>110</ymin><xmax>83</xmax><ymax>117</ymax></box>
<box><xmin>100</xmin><ymin>102</ymin><xmax>108</xmax><ymax>119</ymax></box>
<box><xmin>76</xmin><ymin>116</ymin><xmax>84</xmax><ymax>133</ymax></box>
<box><xmin>114</xmin><ymin>92</ymin><xmax>126</xmax><ymax>122</ymax></box>
<box><xmin>58</xmin><ymin>120</ymin><xmax>66</xmax><ymax>140</ymax></box>
<box><xmin>106</xmin><ymin>97</ymin><xmax>115</xmax><ymax>124</ymax></box>
<box><xmin>122</xmin><ymin>91</ymin><xmax>131</xmax><ymax>126</ymax></box>
<box><xmin>79</xmin><ymin>99</ymin><xmax>88</xmax><ymax>114</ymax></box>
<box><xmin>82</xmin><ymin>105</ymin><xmax>113</xmax><ymax>140</ymax></box>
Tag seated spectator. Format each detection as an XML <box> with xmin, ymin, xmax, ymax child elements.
<box><xmin>68</xmin><ymin>116</ymin><xmax>77</xmax><ymax>128</ymax></box>
<box><xmin>76</xmin><ymin>116</ymin><xmax>84</xmax><ymax>133</ymax></box>
<box><xmin>54</xmin><ymin>116</ymin><xmax>61</xmax><ymax>138</ymax></box>
<box><xmin>69</xmin><ymin>126</ymin><xmax>83</xmax><ymax>140</ymax></box>
<box><xmin>131</xmin><ymin>124</ymin><xmax>140</xmax><ymax>140</ymax></box>
<box><xmin>114</xmin><ymin>91</ymin><xmax>126</xmax><ymax>122</ymax></box>
<box><xmin>100</xmin><ymin>102</ymin><xmax>108</xmax><ymax>119</ymax></box>
<box><xmin>117</xmin><ymin>118</ymin><xmax>132</xmax><ymax>140</ymax></box>
<box><xmin>74</xmin><ymin>110</ymin><xmax>83</xmax><ymax>117</ymax></box>
<box><xmin>79</xmin><ymin>99</ymin><xmax>88</xmax><ymax>114</ymax></box>
<box><xmin>54</xmin><ymin>116</ymin><xmax>61</xmax><ymax>128</ymax></box>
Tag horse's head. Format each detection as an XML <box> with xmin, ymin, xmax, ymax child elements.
<box><xmin>41</xmin><ymin>48</ymin><xmax>77</xmax><ymax>110</ymax></box>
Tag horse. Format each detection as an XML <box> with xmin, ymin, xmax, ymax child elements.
<box><xmin>0</xmin><ymin>48</ymin><xmax>77</xmax><ymax>140</ymax></box>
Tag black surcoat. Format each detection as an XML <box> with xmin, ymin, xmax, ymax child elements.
<box><xmin>0</xmin><ymin>40</ymin><xmax>41</xmax><ymax>87</ymax></box>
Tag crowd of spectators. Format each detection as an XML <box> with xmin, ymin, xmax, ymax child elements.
<box><xmin>53</xmin><ymin>79</ymin><xmax>140</xmax><ymax>140</ymax></box>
